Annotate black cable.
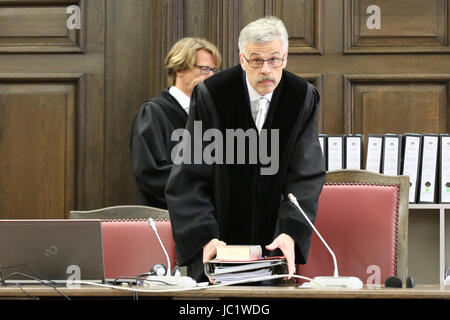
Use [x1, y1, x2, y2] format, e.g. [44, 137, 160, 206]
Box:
[0, 264, 61, 288]
[114, 275, 176, 286]
[14, 283, 38, 300]
[2, 272, 70, 300]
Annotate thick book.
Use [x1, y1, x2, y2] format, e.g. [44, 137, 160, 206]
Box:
[215, 245, 263, 261]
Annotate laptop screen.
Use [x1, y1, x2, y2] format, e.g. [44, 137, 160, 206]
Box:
[0, 219, 105, 284]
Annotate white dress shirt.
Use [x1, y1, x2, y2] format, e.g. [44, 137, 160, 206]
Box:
[246, 76, 272, 132]
[169, 86, 191, 114]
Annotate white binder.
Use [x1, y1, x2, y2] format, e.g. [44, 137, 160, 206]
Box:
[382, 135, 402, 175]
[419, 135, 439, 203]
[365, 135, 383, 173]
[402, 135, 422, 203]
[440, 135, 450, 203]
[327, 136, 343, 171]
[345, 136, 362, 169]
[318, 134, 327, 170]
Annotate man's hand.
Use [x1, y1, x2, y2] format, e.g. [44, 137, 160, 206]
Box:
[203, 238, 227, 263]
[265, 233, 295, 277]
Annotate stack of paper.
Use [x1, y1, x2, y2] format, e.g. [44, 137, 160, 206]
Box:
[204, 258, 287, 284]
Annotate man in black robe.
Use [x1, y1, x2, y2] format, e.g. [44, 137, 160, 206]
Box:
[130, 38, 221, 209]
[166, 17, 325, 282]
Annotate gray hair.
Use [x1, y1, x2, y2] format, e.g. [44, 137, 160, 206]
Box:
[238, 16, 289, 54]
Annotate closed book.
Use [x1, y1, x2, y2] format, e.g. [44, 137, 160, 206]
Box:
[215, 245, 262, 261]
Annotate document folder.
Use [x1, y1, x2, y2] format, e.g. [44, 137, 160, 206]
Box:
[204, 257, 287, 284]
[365, 135, 383, 173]
[345, 135, 363, 170]
[382, 134, 402, 176]
[402, 134, 422, 203]
[418, 135, 439, 203]
[327, 136, 344, 171]
[440, 134, 450, 203]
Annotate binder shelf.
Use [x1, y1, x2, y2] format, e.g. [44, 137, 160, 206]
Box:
[409, 204, 450, 286]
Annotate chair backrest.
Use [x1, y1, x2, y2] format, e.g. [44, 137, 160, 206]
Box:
[296, 170, 409, 285]
[100, 219, 176, 280]
[69, 205, 170, 220]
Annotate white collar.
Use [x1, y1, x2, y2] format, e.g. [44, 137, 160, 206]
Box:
[169, 86, 190, 114]
[245, 75, 273, 103]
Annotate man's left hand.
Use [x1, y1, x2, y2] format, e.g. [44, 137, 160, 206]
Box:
[265, 233, 295, 277]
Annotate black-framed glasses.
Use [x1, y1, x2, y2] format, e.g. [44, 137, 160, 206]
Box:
[242, 55, 285, 68]
[194, 64, 217, 75]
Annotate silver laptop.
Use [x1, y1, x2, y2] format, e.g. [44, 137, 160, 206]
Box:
[0, 219, 105, 284]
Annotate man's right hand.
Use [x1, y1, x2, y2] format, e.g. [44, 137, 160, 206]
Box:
[202, 238, 227, 263]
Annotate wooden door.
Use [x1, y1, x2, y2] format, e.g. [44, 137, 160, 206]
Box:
[0, 0, 105, 219]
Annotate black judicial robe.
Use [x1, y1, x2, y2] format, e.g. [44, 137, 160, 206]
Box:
[130, 89, 188, 209]
[165, 65, 326, 267]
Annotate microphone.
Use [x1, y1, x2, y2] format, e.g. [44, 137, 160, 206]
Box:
[288, 193, 363, 289]
[148, 218, 171, 276]
[144, 218, 197, 288]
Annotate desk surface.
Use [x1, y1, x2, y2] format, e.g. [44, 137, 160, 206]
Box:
[1, 284, 450, 300]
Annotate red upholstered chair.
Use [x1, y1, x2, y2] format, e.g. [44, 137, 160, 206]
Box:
[69, 205, 175, 280]
[296, 170, 409, 286]
[100, 219, 176, 280]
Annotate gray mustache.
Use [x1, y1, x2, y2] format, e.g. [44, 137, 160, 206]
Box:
[257, 76, 275, 82]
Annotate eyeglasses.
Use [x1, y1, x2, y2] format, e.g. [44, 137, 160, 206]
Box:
[242, 55, 285, 68]
[194, 64, 217, 75]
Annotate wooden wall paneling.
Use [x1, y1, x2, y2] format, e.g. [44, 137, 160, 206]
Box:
[75, 0, 105, 211]
[0, 0, 86, 53]
[344, 75, 450, 135]
[241, 0, 266, 26]
[148, 0, 184, 98]
[184, 0, 206, 37]
[0, 74, 81, 219]
[345, 0, 450, 53]
[321, 74, 344, 135]
[76, 73, 105, 211]
[0, 0, 105, 219]
[271, 0, 323, 54]
[205, 0, 241, 70]
[297, 73, 324, 132]
[103, 0, 150, 206]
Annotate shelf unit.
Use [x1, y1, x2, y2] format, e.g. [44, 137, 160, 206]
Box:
[409, 204, 450, 286]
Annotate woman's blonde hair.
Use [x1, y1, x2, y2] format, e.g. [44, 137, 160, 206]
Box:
[165, 37, 222, 87]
